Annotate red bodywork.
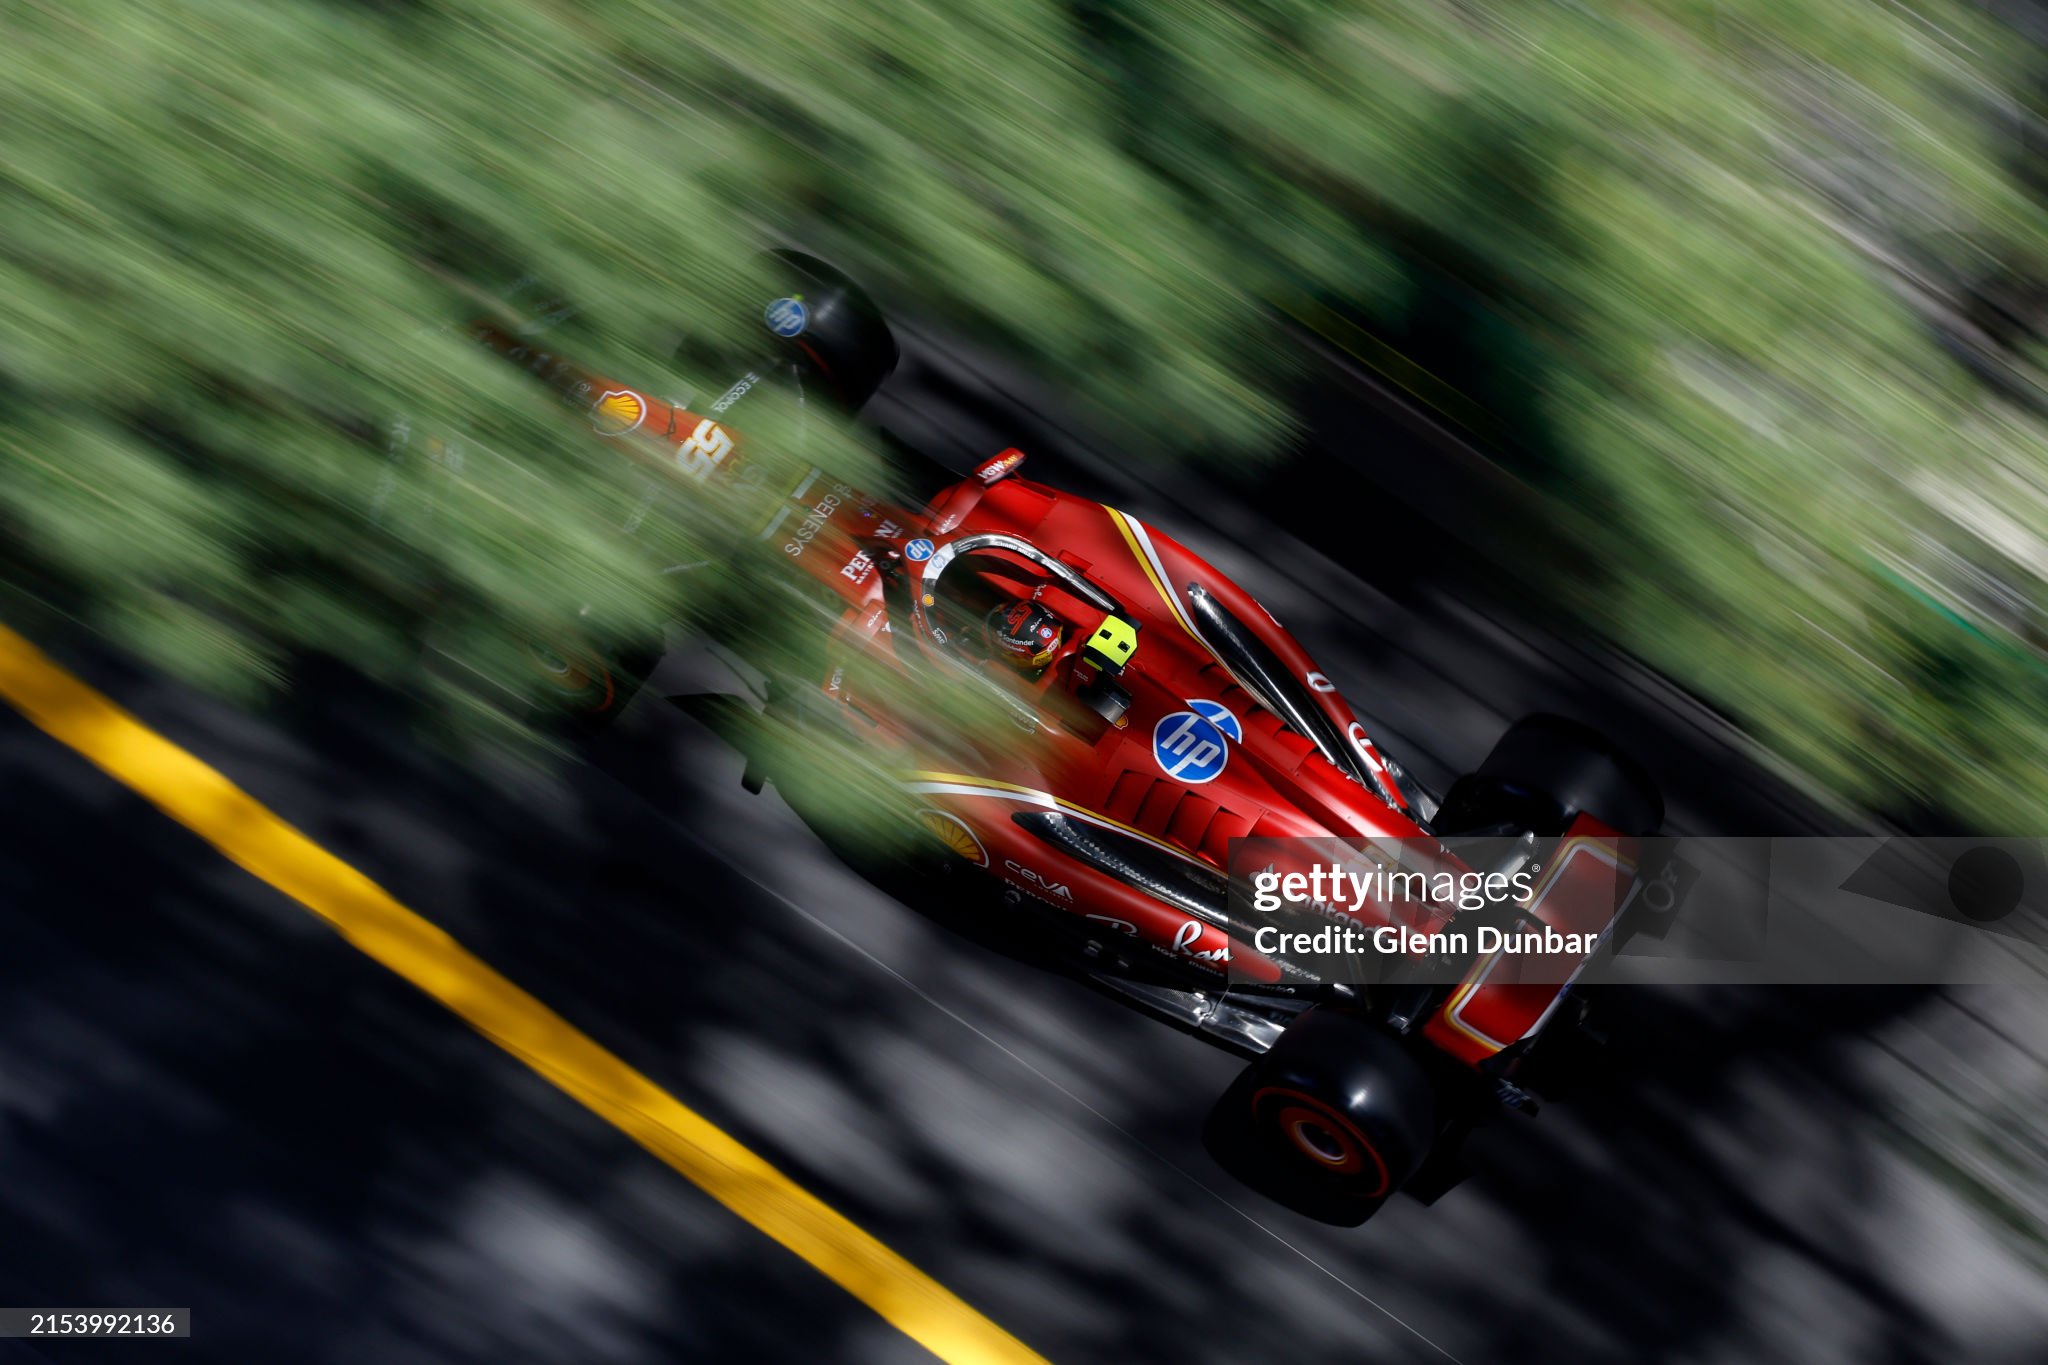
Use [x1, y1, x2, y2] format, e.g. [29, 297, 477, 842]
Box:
[476, 323, 1633, 1070]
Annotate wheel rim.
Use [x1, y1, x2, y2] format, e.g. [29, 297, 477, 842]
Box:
[1286, 1111, 1352, 1164]
[526, 640, 616, 712]
[1254, 1087, 1392, 1196]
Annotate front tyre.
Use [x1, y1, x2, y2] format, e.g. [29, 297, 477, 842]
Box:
[1434, 713, 1662, 837]
[1204, 1008, 1437, 1226]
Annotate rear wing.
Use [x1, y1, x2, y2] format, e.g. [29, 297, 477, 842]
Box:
[470, 322, 745, 487]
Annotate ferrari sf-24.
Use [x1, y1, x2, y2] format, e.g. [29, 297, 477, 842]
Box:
[444, 254, 1667, 1226]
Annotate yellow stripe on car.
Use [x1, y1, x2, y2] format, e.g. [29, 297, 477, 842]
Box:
[1105, 507, 1205, 645]
[902, 770, 1226, 877]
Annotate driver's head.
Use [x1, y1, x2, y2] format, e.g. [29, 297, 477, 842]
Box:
[986, 598, 1064, 673]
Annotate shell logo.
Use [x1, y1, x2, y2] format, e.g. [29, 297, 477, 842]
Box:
[589, 388, 647, 436]
[915, 808, 987, 866]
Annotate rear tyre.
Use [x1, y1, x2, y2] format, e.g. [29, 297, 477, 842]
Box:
[1204, 1008, 1436, 1226]
[1434, 713, 1662, 837]
[755, 250, 899, 413]
[523, 633, 663, 736]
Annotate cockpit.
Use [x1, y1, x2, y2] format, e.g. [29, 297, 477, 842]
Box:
[912, 535, 1139, 723]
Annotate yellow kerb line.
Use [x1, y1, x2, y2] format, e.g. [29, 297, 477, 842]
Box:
[0, 621, 1048, 1365]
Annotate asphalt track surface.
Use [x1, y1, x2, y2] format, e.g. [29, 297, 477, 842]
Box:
[4, 324, 2048, 1365]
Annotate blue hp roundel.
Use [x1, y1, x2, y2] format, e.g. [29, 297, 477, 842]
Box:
[1187, 698, 1241, 743]
[764, 297, 808, 338]
[904, 537, 935, 562]
[1154, 710, 1230, 783]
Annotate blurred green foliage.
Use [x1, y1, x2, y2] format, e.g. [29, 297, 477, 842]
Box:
[4, 0, 2047, 825]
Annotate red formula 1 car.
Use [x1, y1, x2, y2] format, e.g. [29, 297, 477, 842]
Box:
[462, 253, 1666, 1226]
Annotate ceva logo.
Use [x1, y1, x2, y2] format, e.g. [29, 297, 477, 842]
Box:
[1154, 709, 1230, 783]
